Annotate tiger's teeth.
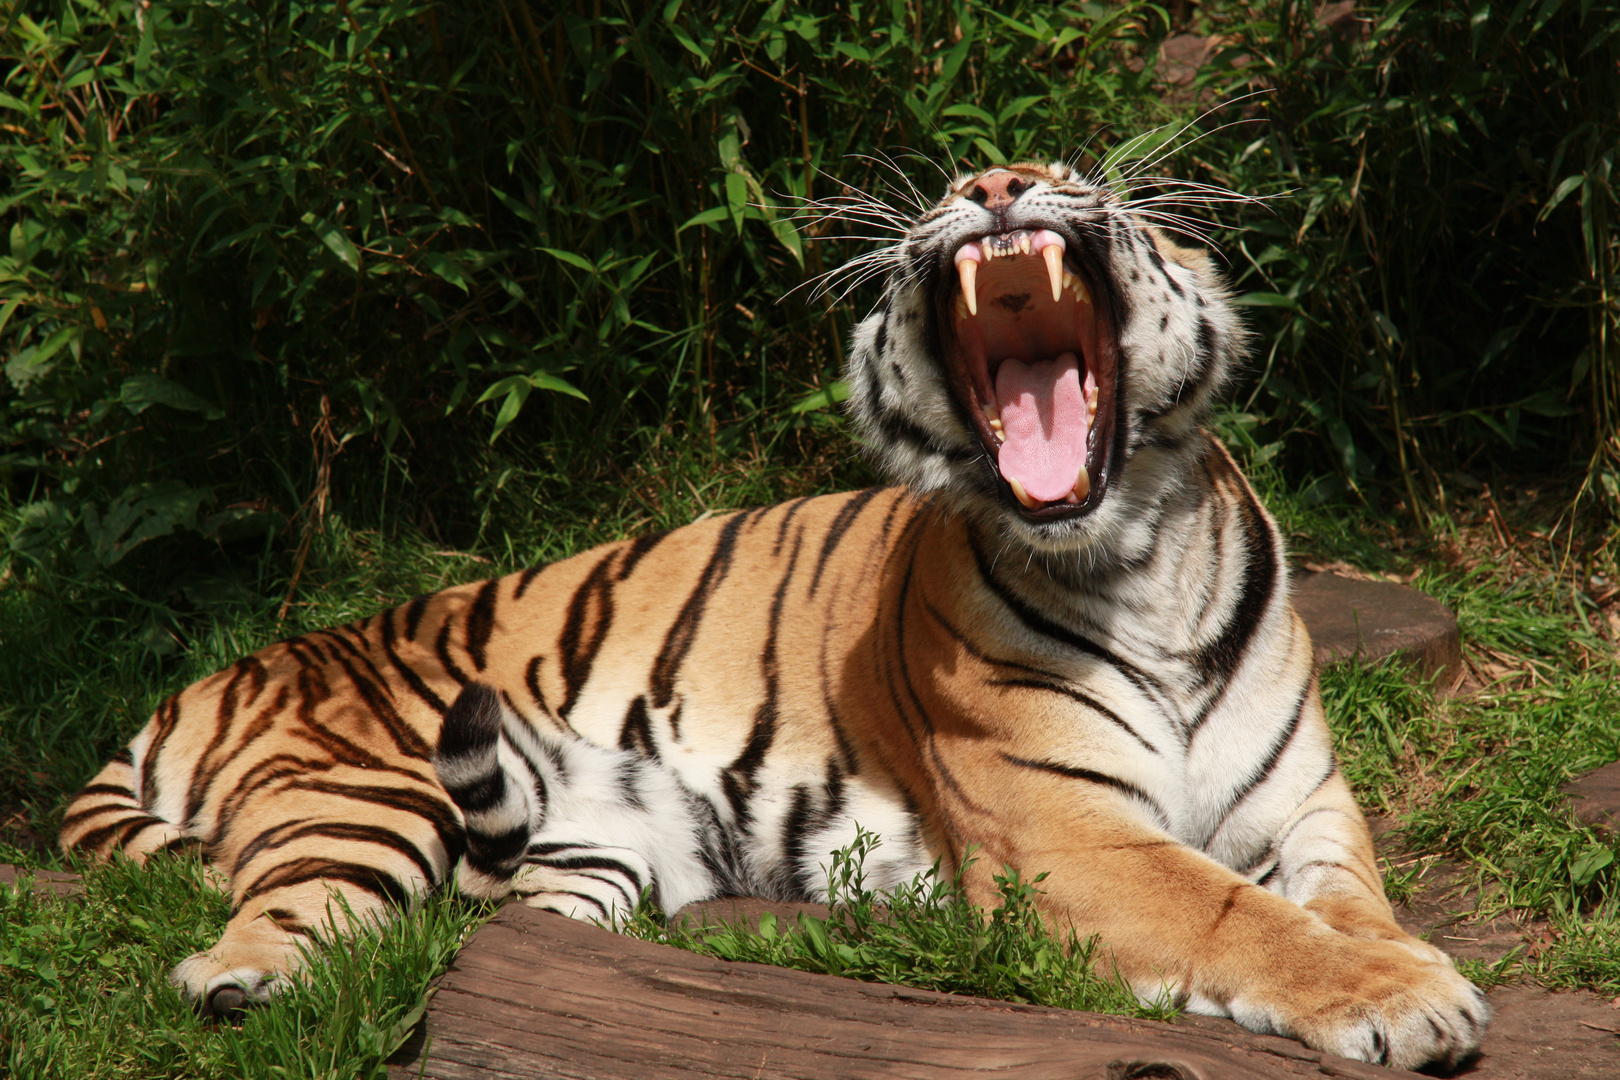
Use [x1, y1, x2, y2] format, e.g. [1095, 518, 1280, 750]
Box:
[1043, 245, 1063, 303]
[1087, 383, 1099, 417]
[957, 257, 979, 317]
[989, 416, 1005, 442]
[1007, 476, 1041, 510]
[1063, 270, 1088, 303]
[1072, 466, 1091, 502]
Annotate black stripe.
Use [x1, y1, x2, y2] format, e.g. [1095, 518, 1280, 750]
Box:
[869, 404, 975, 465]
[616, 531, 667, 581]
[140, 695, 182, 811]
[467, 823, 531, 875]
[781, 784, 816, 899]
[323, 644, 434, 760]
[649, 511, 750, 709]
[465, 579, 501, 672]
[238, 857, 413, 912]
[721, 527, 803, 824]
[529, 853, 643, 894]
[183, 659, 257, 826]
[1209, 883, 1248, 932]
[444, 769, 507, 815]
[773, 497, 812, 557]
[889, 528, 984, 814]
[404, 596, 431, 641]
[558, 552, 618, 719]
[1000, 753, 1168, 825]
[234, 819, 439, 885]
[514, 563, 549, 599]
[381, 608, 449, 714]
[116, 816, 165, 848]
[1274, 804, 1348, 853]
[69, 782, 136, 801]
[991, 677, 1160, 755]
[1190, 484, 1279, 715]
[523, 654, 550, 718]
[526, 840, 593, 857]
[59, 800, 136, 832]
[261, 908, 314, 937]
[69, 814, 162, 854]
[809, 488, 882, 598]
[534, 889, 608, 919]
[276, 778, 464, 870]
[618, 695, 657, 759]
[435, 620, 471, 687]
[1200, 681, 1312, 847]
[968, 533, 1165, 701]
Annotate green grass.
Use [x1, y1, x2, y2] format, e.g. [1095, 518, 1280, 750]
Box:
[1, 852, 483, 1079]
[5, 450, 1620, 1071]
[623, 830, 1167, 1020]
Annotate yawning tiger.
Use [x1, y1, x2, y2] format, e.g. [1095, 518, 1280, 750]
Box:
[60, 161, 1485, 1070]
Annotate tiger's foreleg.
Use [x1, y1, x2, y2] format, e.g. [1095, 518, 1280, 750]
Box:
[959, 768, 1486, 1071]
[1265, 770, 1450, 958]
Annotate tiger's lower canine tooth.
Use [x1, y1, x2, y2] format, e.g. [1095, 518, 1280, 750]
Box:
[1007, 476, 1041, 510]
[958, 258, 979, 317]
[1073, 466, 1091, 502]
[1043, 245, 1063, 303]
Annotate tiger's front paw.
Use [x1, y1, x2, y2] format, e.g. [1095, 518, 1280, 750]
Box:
[170, 950, 290, 1019]
[1236, 938, 1487, 1071]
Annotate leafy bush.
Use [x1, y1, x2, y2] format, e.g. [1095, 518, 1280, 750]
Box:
[1206, 0, 1620, 515]
[5, 0, 1620, 597]
[0, 0, 1177, 593]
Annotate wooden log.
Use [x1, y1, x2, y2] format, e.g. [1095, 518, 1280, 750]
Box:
[388, 902, 1412, 1080]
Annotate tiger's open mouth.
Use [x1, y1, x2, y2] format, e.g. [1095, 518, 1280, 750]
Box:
[939, 228, 1116, 521]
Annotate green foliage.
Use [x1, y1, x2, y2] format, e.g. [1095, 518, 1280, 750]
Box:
[1207, 0, 1620, 514]
[1, 0, 1178, 593]
[626, 829, 1162, 1018]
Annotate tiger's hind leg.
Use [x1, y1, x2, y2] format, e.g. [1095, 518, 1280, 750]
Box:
[169, 769, 462, 1017]
[434, 683, 727, 924]
[59, 737, 198, 863]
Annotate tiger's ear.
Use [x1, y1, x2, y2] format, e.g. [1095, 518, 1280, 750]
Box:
[1148, 227, 1214, 278]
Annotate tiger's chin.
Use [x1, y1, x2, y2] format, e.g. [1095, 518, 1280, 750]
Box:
[940, 225, 1120, 530]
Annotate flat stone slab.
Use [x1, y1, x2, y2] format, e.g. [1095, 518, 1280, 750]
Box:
[1293, 569, 1461, 683]
[1563, 761, 1620, 837]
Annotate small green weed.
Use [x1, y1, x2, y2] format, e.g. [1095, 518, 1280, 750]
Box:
[624, 830, 1165, 1019]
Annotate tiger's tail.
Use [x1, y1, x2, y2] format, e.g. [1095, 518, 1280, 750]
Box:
[432, 683, 536, 898]
[58, 714, 196, 862]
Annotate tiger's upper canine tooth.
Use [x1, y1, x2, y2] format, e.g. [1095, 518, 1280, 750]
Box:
[957, 257, 978, 317]
[1042, 245, 1063, 304]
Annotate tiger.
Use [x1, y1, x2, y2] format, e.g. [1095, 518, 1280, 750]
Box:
[59, 160, 1486, 1070]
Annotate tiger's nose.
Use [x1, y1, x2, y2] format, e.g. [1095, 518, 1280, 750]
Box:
[967, 169, 1030, 210]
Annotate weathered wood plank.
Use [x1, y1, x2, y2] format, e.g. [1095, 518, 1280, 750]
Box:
[388, 903, 1411, 1080]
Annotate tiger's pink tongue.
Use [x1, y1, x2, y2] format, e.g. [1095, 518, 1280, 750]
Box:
[995, 353, 1088, 503]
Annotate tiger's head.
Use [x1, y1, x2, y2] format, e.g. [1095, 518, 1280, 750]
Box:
[840, 161, 1247, 562]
